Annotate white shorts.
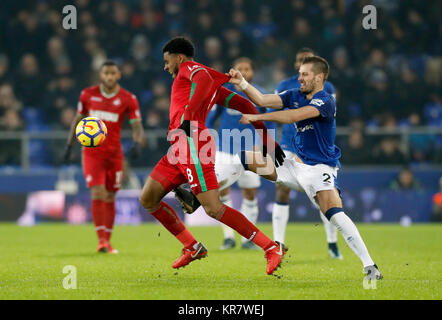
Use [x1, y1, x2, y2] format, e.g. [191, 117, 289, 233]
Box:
[214, 151, 260, 191]
[276, 158, 339, 209]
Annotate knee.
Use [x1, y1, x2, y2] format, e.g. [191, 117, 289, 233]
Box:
[91, 187, 107, 200]
[202, 202, 224, 220]
[275, 185, 290, 203]
[139, 192, 160, 212]
[242, 188, 257, 201]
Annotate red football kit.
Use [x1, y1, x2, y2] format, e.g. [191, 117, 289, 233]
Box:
[151, 61, 232, 194]
[151, 61, 274, 195]
[148, 60, 281, 270]
[77, 85, 141, 191]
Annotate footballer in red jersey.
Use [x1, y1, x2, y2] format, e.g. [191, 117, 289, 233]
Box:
[64, 60, 145, 254]
[138, 37, 286, 275]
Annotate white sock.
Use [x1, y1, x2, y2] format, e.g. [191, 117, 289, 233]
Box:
[240, 198, 259, 243]
[319, 210, 338, 243]
[329, 211, 374, 267]
[220, 195, 235, 240]
[272, 203, 289, 244]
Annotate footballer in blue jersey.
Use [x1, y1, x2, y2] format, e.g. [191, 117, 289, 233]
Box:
[226, 56, 382, 281]
[206, 57, 276, 250]
[273, 47, 341, 260]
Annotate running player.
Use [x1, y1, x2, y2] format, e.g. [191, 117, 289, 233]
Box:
[225, 56, 382, 280]
[274, 48, 342, 259]
[206, 57, 277, 250]
[64, 60, 145, 254]
[138, 37, 286, 275]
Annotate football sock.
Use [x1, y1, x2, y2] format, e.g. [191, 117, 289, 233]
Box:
[219, 194, 235, 240]
[327, 209, 374, 267]
[319, 210, 338, 243]
[91, 199, 106, 243]
[104, 201, 116, 242]
[150, 201, 197, 249]
[272, 202, 289, 244]
[240, 198, 259, 243]
[217, 205, 275, 251]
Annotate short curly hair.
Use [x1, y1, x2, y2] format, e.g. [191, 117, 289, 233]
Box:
[162, 37, 195, 57]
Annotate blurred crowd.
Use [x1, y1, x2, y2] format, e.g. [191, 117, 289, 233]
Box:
[0, 0, 441, 167]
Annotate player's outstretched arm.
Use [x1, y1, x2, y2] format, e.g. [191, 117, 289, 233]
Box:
[240, 106, 320, 125]
[228, 69, 283, 109]
[63, 113, 86, 163]
[215, 87, 286, 167]
[127, 119, 145, 160]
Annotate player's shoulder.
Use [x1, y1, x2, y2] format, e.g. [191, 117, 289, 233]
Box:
[81, 85, 99, 96]
[310, 90, 334, 107]
[180, 61, 207, 73]
[118, 87, 138, 100]
[279, 87, 301, 97]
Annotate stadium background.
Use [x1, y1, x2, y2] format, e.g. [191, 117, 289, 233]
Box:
[0, 0, 441, 225]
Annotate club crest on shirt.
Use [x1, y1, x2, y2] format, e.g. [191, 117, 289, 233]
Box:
[113, 98, 121, 106]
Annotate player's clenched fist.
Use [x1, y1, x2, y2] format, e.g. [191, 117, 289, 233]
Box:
[239, 114, 259, 124]
[228, 68, 244, 85]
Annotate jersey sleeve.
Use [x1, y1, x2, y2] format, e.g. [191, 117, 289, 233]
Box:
[309, 95, 335, 119]
[179, 61, 209, 81]
[127, 93, 142, 122]
[77, 90, 89, 115]
[277, 89, 296, 108]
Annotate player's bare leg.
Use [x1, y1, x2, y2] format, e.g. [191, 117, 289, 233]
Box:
[219, 187, 236, 250]
[90, 185, 110, 253]
[139, 176, 207, 269]
[315, 189, 382, 280]
[240, 187, 259, 249]
[196, 188, 284, 275]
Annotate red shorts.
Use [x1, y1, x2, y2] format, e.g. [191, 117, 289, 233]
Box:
[82, 152, 123, 192]
[150, 134, 218, 195]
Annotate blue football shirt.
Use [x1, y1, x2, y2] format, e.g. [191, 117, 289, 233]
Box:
[278, 88, 341, 168]
[276, 75, 335, 153]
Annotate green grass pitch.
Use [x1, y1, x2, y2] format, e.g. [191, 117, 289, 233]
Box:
[0, 223, 440, 300]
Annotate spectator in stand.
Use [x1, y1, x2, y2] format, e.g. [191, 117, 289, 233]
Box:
[372, 137, 407, 165]
[389, 167, 422, 191]
[13, 53, 46, 107]
[0, 109, 24, 165]
[0, 83, 23, 116]
[341, 130, 372, 165]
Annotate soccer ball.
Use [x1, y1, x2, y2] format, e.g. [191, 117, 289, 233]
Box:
[75, 117, 107, 147]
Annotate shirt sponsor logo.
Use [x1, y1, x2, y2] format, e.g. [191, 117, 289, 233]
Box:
[297, 124, 314, 132]
[89, 110, 119, 122]
[90, 96, 103, 102]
